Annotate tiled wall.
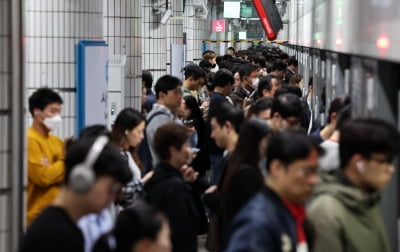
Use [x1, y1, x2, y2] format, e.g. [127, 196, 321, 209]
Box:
[166, 0, 184, 76]
[25, 0, 103, 139]
[141, 0, 208, 84]
[103, 0, 142, 110]
[183, 1, 208, 64]
[141, 1, 169, 84]
[0, 0, 11, 250]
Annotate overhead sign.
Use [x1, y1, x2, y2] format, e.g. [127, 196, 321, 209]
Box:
[213, 20, 225, 32]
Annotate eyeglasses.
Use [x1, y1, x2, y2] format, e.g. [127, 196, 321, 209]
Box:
[368, 157, 394, 169]
[295, 167, 318, 178]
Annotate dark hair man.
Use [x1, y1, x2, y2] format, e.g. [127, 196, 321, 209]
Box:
[146, 75, 183, 168]
[20, 136, 133, 252]
[208, 69, 234, 116]
[182, 63, 206, 99]
[286, 56, 298, 83]
[226, 47, 235, 57]
[27, 87, 64, 226]
[224, 131, 320, 251]
[307, 119, 400, 252]
[145, 123, 198, 252]
[228, 63, 259, 108]
[247, 97, 274, 120]
[142, 70, 156, 112]
[271, 60, 287, 80]
[268, 93, 304, 132]
[257, 75, 282, 98]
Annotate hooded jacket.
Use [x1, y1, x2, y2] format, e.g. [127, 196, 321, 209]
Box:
[307, 170, 391, 252]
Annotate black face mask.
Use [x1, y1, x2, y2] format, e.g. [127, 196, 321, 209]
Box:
[211, 64, 217, 68]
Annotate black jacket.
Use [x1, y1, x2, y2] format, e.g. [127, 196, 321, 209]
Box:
[145, 163, 199, 252]
[228, 85, 250, 108]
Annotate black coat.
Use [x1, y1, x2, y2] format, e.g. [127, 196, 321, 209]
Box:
[145, 163, 200, 252]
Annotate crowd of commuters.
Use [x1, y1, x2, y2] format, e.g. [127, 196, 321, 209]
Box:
[21, 45, 400, 252]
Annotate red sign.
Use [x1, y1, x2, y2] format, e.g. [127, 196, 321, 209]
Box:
[213, 20, 225, 33]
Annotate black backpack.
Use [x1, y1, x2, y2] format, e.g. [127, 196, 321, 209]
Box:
[138, 111, 167, 174]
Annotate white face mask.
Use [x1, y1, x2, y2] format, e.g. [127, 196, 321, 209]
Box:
[43, 114, 62, 131]
[251, 78, 260, 89]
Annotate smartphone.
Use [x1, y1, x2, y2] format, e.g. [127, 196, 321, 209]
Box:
[183, 119, 195, 127]
[248, 90, 257, 99]
[191, 147, 200, 153]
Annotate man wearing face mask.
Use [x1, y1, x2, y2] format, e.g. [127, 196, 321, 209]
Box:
[228, 63, 259, 109]
[27, 88, 65, 226]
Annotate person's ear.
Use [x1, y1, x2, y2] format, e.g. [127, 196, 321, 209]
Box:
[350, 154, 365, 173]
[269, 159, 284, 177]
[159, 91, 166, 99]
[262, 89, 271, 97]
[33, 109, 41, 117]
[224, 121, 234, 132]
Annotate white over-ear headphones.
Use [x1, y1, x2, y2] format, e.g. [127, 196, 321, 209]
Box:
[69, 135, 109, 194]
[356, 161, 365, 173]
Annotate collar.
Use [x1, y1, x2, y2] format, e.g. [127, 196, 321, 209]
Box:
[151, 103, 174, 118]
[283, 201, 306, 222]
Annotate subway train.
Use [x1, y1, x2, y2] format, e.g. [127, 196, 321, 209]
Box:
[283, 1, 400, 251]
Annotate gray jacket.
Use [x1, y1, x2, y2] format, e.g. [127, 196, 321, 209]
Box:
[146, 103, 175, 167]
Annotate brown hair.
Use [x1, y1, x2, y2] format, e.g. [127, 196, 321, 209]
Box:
[153, 123, 191, 161]
[289, 74, 303, 86]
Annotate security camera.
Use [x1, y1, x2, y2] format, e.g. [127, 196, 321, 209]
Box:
[161, 9, 172, 24]
[193, 2, 208, 19]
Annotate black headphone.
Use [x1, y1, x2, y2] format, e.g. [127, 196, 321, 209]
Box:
[69, 135, 109, 194]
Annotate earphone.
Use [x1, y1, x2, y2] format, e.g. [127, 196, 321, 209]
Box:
[69, 135, 109, 194]
[356, 161, 365, 173]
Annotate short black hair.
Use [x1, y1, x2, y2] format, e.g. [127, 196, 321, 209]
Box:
[238, 63, 259, 81]
[253, 56, 267, 68]
[142, 71, 153, 89]
[216, 55, 224, 65]
[271, 61, 287, 72]
[271, 93, 303, 119]
[266, 130, 319, 171]
[154, 75, 182, 100]
[274, 85, 302, 98]
[336, 104, 351, 130]
[340, 118, 400, 169]
[153, 123, 191, 161]
[183, 63, 206, 80]
[287, 57, 298, 67]
[65, 137, 132, 185]
[279, 53, 289, 61]
[94, 202, 166, 252]
[327, 96, 351, 124]
[199, 60, 212, 73]
[209, 102, 244, 134]
[218, 60, 232, 70]
[223, 54, 233, 62]
[257, 75, 273, 97]
[79, 124, 110, 139]
[251, 98, 274, 117]
[214, 69, 234, 88]
[114, 202, 165, 251]
[28, 87, 63, 116]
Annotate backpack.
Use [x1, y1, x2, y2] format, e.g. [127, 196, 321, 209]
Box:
[138, 111, 167, 174]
